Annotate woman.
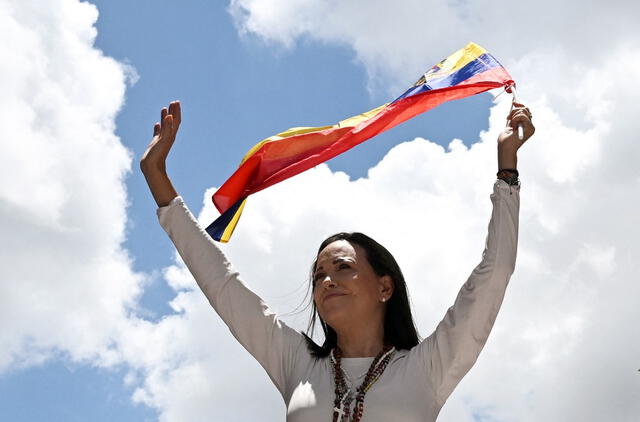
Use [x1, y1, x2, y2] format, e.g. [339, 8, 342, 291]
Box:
[140, 100, 534, 421]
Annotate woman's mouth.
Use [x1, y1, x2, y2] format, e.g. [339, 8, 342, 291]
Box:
[324, 293, 346, 302]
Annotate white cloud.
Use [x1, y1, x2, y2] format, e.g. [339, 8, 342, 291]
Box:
[0, 0, 142, 371]
[229, 0, 640, 94]
[117, 1, 640, 421]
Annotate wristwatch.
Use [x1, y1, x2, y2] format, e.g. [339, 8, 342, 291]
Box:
[497, 168, 520, 186]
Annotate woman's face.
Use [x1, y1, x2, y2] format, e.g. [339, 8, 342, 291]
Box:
[312, 240, 392, 329]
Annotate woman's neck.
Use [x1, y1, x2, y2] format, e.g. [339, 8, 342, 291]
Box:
[335, 322, 385, 358]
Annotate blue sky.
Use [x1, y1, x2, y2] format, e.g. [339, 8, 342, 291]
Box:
[2, 1, 639, 421]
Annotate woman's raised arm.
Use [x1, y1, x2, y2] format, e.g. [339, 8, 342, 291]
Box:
[415, 102, 534, 406]
[139, 102, 308, 401]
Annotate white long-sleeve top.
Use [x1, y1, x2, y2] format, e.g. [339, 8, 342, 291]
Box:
[157, 179, 520, 421]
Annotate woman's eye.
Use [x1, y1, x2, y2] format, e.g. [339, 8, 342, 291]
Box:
[338, 263, 350, 270]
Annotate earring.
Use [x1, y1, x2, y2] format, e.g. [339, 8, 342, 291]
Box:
[381, 297, 387, 302]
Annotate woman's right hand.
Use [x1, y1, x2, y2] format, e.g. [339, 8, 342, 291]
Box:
[140, 101, 181, 207]
[140, 101, 182, 174]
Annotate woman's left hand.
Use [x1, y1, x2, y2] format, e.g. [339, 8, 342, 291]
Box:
[498, 102, 535, 152]
[496, 102, 534, 170]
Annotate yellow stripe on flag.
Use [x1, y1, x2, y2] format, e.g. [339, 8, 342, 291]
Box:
[424, 42, 487, 82]
[220, 198, 248, 243]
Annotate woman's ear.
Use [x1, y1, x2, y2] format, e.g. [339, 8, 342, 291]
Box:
[379, 275, 394, 298]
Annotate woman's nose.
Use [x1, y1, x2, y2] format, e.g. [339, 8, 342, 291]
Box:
[321, 275, 337, 288]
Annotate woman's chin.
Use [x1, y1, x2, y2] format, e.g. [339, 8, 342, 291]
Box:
[319, 305, 350, 328]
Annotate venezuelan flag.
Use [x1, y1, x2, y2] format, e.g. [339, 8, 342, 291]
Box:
[206, 42, 514, 242]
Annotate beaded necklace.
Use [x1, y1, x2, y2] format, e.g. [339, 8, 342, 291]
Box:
[330, 345, 396, 422]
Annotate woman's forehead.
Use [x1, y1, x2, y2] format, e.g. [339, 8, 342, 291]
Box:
[317, 240, 362, 265]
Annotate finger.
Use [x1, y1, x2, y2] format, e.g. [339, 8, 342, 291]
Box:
[153, 122, 160, 136]
[517, 106, 532, 118]
[512, 101, 531, 113]
[160, 107, 168, 130]
[513, 109, 530, 120]
[160, 114, 174, 139]
[173, 101, 181, 126]
[507, 109, 530, 123]
[509, 113, 530, 127]
[510, 104, 529, 114]
[168, 101, 181, 128]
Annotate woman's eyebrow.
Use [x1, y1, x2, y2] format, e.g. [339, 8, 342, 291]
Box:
[315, 257, 352, 272]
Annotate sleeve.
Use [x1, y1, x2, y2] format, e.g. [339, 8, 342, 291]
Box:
[157, 196, 307, 399]
[417, 179, 520, 406]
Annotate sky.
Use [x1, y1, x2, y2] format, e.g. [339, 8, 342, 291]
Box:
[1, 0, 639, 421]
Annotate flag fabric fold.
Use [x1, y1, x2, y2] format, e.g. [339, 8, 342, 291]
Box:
[206, 42, 514, 242]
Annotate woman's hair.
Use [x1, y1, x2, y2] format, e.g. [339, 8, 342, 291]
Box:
[302, 232, 421, 358]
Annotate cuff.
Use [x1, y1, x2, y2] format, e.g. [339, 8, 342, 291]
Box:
[494, 178, 521, 195]
[156, 195, 183, 225]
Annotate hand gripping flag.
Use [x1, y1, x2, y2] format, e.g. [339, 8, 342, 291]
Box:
[206, 42, 514, 242]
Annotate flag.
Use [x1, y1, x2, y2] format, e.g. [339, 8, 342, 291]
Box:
[206, 42, 514, 242]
